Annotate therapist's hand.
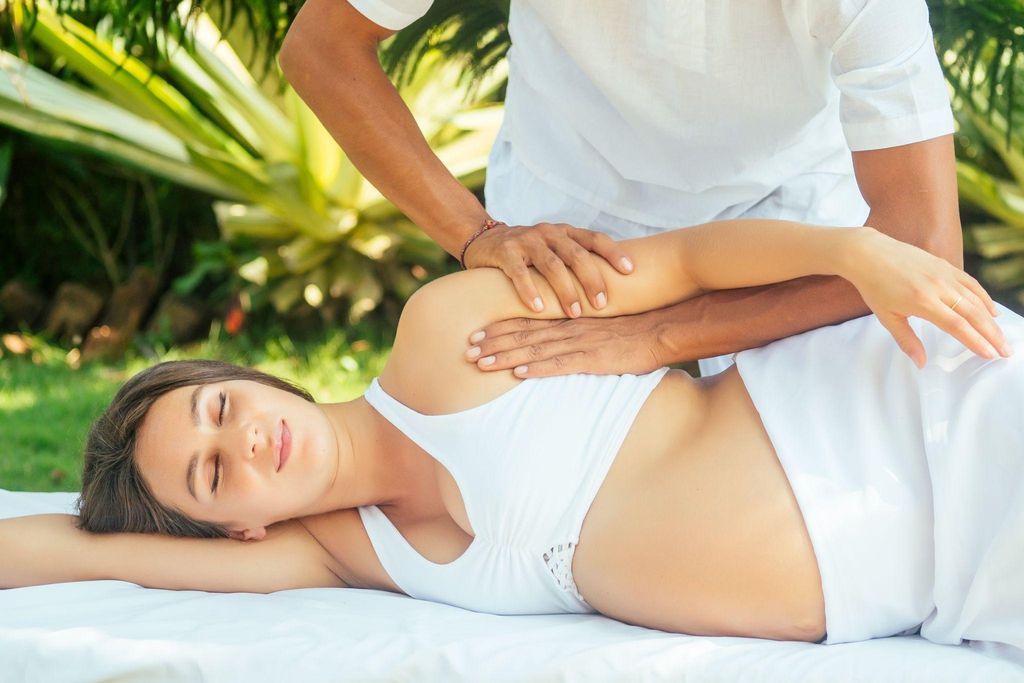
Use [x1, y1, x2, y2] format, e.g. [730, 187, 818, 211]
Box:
[462, 222, 635, 318]
[464, 310, 667, 378]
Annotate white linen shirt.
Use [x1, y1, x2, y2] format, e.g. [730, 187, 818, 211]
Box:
[349, 0, 955, 374]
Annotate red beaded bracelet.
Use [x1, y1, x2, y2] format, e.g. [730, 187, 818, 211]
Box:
[459, 218, 506, 269]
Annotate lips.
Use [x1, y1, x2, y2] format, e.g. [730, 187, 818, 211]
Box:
[275, 419, 292, 472]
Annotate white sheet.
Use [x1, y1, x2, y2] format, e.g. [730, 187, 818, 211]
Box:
[2, 491, 1021, 682]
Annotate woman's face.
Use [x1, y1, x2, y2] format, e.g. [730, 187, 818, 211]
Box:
[135, 379, 340, 536]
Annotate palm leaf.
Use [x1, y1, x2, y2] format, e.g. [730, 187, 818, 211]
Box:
[0, 49, 240, 195]
[930, 0, 1024, 138]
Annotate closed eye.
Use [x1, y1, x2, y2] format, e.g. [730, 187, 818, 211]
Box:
[211, 391, 226, 494]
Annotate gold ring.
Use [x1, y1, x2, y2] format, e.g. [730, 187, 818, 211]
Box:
[950, 294, 965, 313]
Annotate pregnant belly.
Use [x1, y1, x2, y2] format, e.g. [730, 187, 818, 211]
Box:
[572, 367, 826, 642]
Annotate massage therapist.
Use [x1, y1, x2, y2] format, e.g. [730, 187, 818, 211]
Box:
[280, 0, 960, 377]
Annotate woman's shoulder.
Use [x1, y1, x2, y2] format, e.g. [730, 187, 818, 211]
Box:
[379, 272, 525, 415]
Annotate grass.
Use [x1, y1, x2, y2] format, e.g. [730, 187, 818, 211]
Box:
[0, 325, 392, 493]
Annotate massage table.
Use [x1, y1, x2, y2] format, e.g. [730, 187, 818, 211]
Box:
[2, 491, 1021, 682]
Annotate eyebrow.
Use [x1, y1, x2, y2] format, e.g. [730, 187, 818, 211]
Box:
[186, 386, 203, 501]
[190, 385, 202, 427]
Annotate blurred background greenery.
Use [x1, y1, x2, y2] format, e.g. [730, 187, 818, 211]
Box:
[0, 0, 1023, 491]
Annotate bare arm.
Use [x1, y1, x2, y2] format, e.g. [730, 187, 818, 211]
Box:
[464, 136, 1000, 376]
[278, 1, 633, 315]
[653, 134, 966, 361]
[0, 514, 344, 593]
[384, 205, 1001, 413]
[279, 0, 487, 254]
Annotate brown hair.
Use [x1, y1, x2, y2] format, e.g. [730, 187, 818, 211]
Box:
[77, 359, 313, 538]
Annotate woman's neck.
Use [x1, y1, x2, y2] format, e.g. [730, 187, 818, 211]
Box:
[307, 397, 427, 515]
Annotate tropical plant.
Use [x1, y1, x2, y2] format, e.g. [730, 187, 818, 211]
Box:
[2, 0, 511, 91]
[0, 128, 214, 296]
[931, 1, 1024, 300]
[7, 0, 1024, 303]
[0, 0, 504, 321]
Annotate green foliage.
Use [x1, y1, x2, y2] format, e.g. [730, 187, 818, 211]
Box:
[380, 0, 509, 99]
[933, 1, 1024, 300]
[3, 0, 298, 77]
[0, 129, 217, 293]
[0, 136, 12, 211]
[930, 0, 1024, 136]
[8, 0, 1024, 306]
[1, 0, 502, 323]
[3, 0, 511, 93]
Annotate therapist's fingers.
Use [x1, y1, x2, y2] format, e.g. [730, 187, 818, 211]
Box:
[527, 243, 583, 317]
[463, 222, 629, 316]
[498, 257, 546, 313]
[550, 239, 608, 310]
[569, 227, 635, 275]
[462, 224, 545, 312]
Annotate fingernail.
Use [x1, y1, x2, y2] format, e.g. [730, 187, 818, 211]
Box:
[479, 356, 495, 366]
[985, 344, 998, 359]
[620, 257, 634, 273]
[470, 330, 485, 343]
[533, 297, 544, 312]
[596, 292, 607, 308]
[514, 365, 528, 376]
[570, 302, 582, 317]
[1002, 342, 1014, 357]
[466, 346, 481, 360]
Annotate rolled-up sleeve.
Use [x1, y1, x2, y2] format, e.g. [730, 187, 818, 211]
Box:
[346, 0, 433, 31]
[812, 0, 954, 152]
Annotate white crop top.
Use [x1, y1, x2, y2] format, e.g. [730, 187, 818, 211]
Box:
[358, 367, 670, 615]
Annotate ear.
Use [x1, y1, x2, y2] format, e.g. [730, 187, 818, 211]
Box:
[228, 526, 267, 542]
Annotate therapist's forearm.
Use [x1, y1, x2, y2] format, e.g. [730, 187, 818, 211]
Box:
[652, 135, 964, 363]
[649, 275, 864, 363]
[279, 0, 488, 255]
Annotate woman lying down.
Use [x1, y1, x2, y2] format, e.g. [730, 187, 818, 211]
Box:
[3, 219, 1022, 657]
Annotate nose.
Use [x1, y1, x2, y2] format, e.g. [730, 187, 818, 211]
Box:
[245, 422, 261, 461]
[220, 422, 262, 465]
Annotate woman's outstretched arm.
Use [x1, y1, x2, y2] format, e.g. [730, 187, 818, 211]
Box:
[0, 514, 345, 592]
[421, 221, 1002, 360]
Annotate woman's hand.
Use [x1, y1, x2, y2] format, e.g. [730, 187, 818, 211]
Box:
[462, 222, 635, 318]
[841, 227, 1011, 368]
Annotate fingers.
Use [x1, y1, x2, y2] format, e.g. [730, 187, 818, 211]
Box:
[530, 246, 582, 317]
[465, 324, 574, 371]
[958, 271, 998, 317]
[950, 286, 1007, 356]
[927, 297, 1002, 361]
[551, 239, 608, 309]
[486, 224, 628, 316]
[943, 287, 1010, 357]
[469, 316, 556, 343]
[526, 223, 613, 316]
[499, 254, 545, 313]
[508, 351, 591, 378]
[879, 314, 927, 368]
[570, 227, 635, 274]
